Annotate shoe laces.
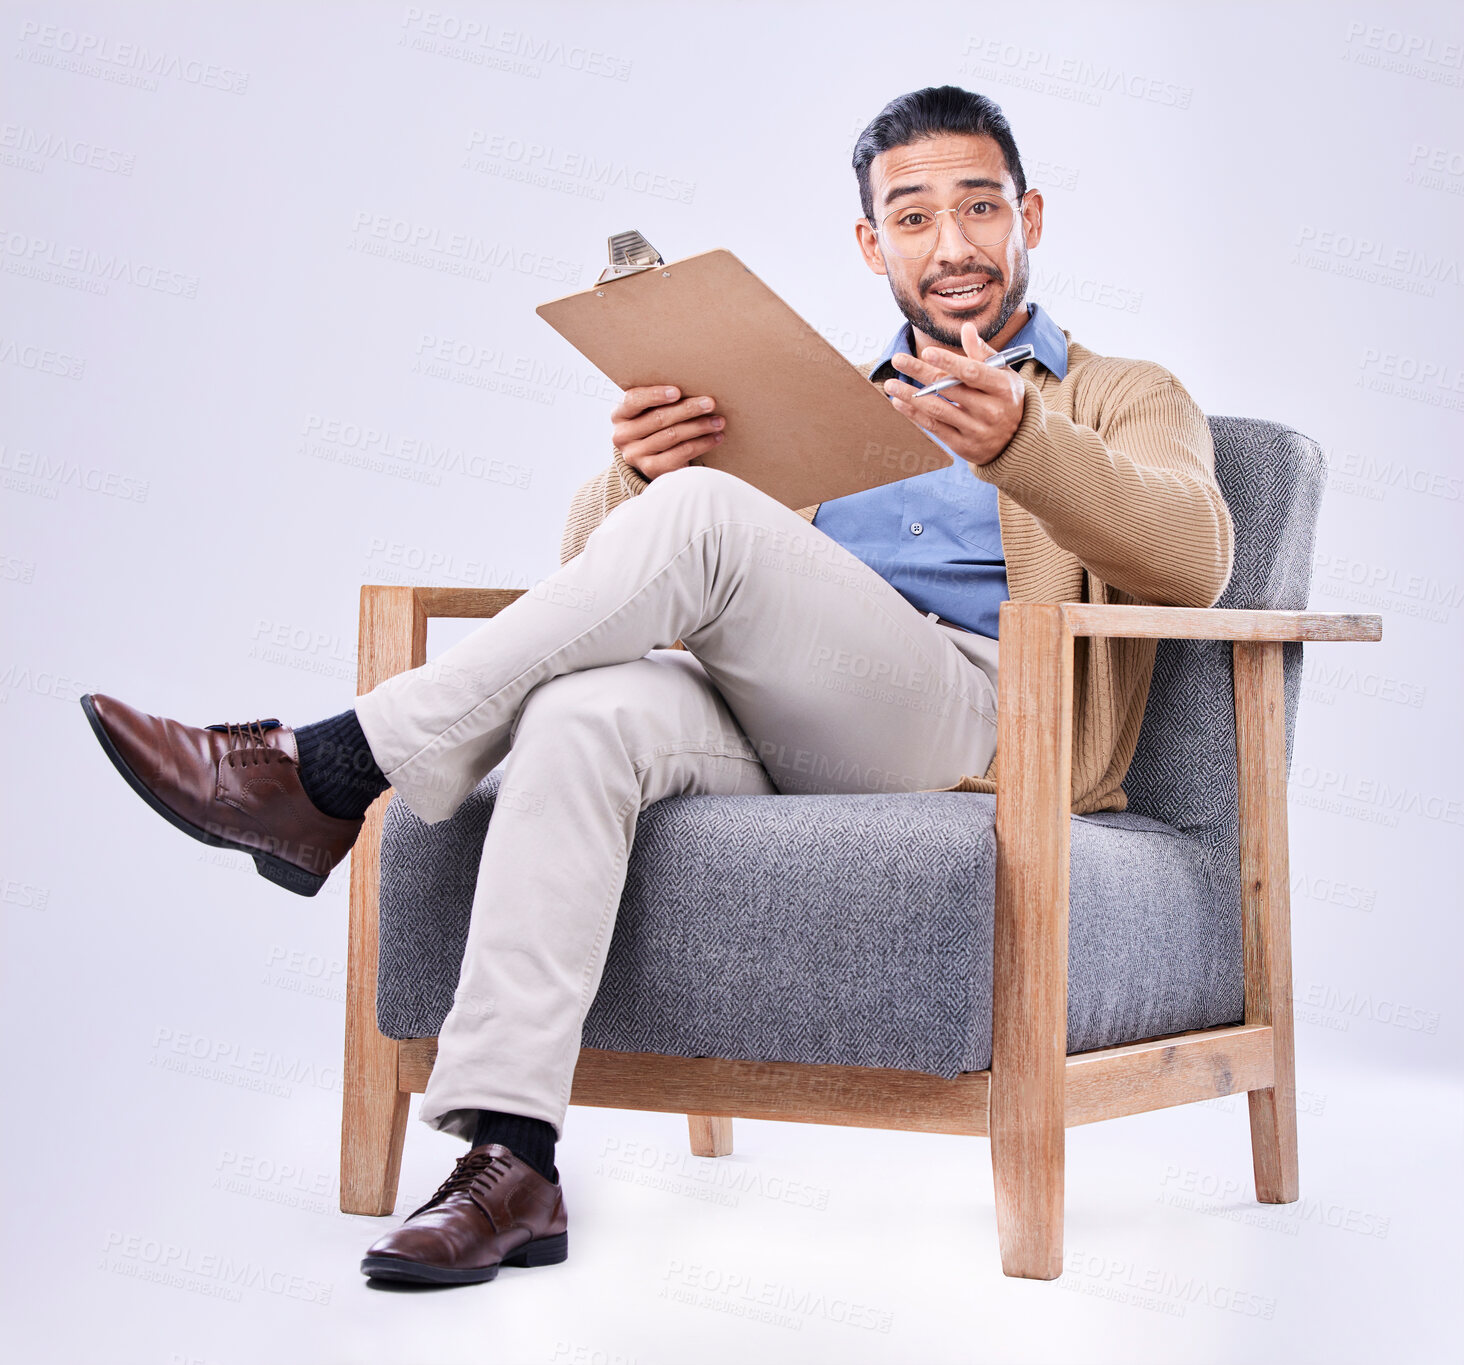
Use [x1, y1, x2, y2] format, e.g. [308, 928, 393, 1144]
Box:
[410, 1148, 508, 1219]
[209, 719, 282, 767]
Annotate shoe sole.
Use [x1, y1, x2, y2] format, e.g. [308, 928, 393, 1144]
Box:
[360, 1230, 569, 1284]
[80, 693, 328, 898]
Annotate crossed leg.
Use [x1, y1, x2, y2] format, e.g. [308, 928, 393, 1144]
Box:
[416, 650, 779, 1142]
[353, 464, 1002, 1138]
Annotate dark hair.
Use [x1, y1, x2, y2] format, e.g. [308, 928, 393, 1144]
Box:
[852, 85, 1027, 224]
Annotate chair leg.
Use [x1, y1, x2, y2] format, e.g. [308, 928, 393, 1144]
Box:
[990, 602, 1071, 1280]
[1248, 1084, 1299, 1204]
[341, 1032, 410, 1216]
[991, 1105, 1065, 1279]
[1234, 641, 1300, 1205]
[688, 1115, 733, 1157]
[1244, 885, 1300, 1202]
[1248, 985, 1299, 1204]
[342, 589, 428, 1217]
[341, 785, 411, 1216]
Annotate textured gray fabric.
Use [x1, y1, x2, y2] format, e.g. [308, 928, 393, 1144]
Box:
[377, 416, 1325, 1075]
[379, 778, 1236, 1075]
[1124, 416, 1325, 860]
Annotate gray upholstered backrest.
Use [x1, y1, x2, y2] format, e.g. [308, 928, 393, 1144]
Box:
[1121, 417, 1326, 870]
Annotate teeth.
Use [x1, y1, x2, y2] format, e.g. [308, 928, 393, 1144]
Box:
[937, 282, 985, 297]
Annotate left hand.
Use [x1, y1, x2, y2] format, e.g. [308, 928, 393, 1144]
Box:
[883, 320, 1026, 468]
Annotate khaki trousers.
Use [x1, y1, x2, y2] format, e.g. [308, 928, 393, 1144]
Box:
[354, 465, 1002, 1141]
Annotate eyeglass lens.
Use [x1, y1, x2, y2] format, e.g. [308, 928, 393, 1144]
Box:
[879, 194, 1018, 258]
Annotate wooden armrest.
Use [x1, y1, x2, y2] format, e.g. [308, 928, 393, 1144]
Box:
[1054, 603, 1381, 642]
[412, 586, 527, 619]
[356, 586, 528, 696]
[355, 585, 702, 682]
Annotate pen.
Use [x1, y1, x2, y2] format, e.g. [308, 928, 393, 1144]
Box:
[908, 343, 1036, 397]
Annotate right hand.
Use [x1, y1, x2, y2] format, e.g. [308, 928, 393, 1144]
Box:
[611, 386, 725, 480]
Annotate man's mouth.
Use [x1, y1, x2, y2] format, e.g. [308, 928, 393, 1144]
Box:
[930, 277, 995, 306]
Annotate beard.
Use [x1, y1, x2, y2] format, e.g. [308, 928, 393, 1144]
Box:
[891, 246, 1031, 350]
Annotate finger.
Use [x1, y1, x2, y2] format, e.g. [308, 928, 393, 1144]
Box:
[619, 396, 718, 444]
[904, 375, 1016, 429]
[884, 350, 955, 389]
[891, 397, 966, 448]
[610, 385, 682, 421]
[882, 376, 985, 434]
[959, 320, 996, 362]
[623, 414, 725, 460]
[917, 345, 1014, 394]
[634, 433, 724, 479]
[884, 383, 971, 444]
[625, 410, 724, 454]
[885, 349, 1011, 405]
[921, 349, 1025, 408]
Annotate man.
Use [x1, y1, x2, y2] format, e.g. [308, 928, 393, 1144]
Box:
[81, 85, 1233, 1288]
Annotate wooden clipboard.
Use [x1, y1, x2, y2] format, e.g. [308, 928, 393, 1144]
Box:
[535, 248, 951, 510]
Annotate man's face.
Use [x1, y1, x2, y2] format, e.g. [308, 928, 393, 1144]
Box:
[855, 133, 1044, 352]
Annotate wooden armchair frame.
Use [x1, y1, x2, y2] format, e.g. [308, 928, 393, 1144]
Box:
[340, 585, 1381, 1279]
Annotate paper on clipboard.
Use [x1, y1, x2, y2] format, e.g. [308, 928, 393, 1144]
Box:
[534, 247, 952, 511]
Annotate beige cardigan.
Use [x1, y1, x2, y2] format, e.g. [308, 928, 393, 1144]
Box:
[558, 328, 1234, 813]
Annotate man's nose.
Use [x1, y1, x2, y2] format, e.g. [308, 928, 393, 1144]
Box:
[930, 211, 986, 268]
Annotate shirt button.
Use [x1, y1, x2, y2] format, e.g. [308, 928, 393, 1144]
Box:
[910, 522, 923, 535]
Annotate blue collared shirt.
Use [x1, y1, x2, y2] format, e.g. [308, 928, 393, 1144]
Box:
[811, 301, 1069, 638]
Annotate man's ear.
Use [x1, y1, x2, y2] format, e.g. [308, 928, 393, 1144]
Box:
[1018, 189, 1045, 251]
[855, 217, 887, 277]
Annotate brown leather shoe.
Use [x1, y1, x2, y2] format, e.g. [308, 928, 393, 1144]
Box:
[360, 1143, 569, 1285]
[80, 693, 364, 897]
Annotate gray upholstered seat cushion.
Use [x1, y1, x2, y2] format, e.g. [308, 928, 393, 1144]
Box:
[375, 415, 1325, 1076]
[378, 777, 1242, 1076]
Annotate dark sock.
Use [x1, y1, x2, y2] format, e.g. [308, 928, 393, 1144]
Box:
[293, 709, 389, 821]
[471, 1109, 558, 1184]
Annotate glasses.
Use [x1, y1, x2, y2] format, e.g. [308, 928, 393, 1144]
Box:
[876, 191, 1027, 259]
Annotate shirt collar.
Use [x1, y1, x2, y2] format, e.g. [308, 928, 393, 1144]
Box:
[867, 300, 1069, 385]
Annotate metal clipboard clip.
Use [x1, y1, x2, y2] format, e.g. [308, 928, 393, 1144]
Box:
[595, 229, 665, 284]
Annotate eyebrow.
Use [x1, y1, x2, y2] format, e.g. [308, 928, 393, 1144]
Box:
[882, 175, 1007, 209]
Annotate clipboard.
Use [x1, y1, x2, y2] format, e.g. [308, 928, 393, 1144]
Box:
[534, 246, 952, 510]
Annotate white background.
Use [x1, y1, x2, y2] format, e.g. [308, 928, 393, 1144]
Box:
[2, 2, 1459, 1361]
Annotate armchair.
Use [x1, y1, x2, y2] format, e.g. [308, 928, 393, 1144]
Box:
[339, 417, 1380, 1279]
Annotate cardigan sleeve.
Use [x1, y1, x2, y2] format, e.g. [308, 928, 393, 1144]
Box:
[975, 364, 1235, 607]
[558, 446, 653, 566]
